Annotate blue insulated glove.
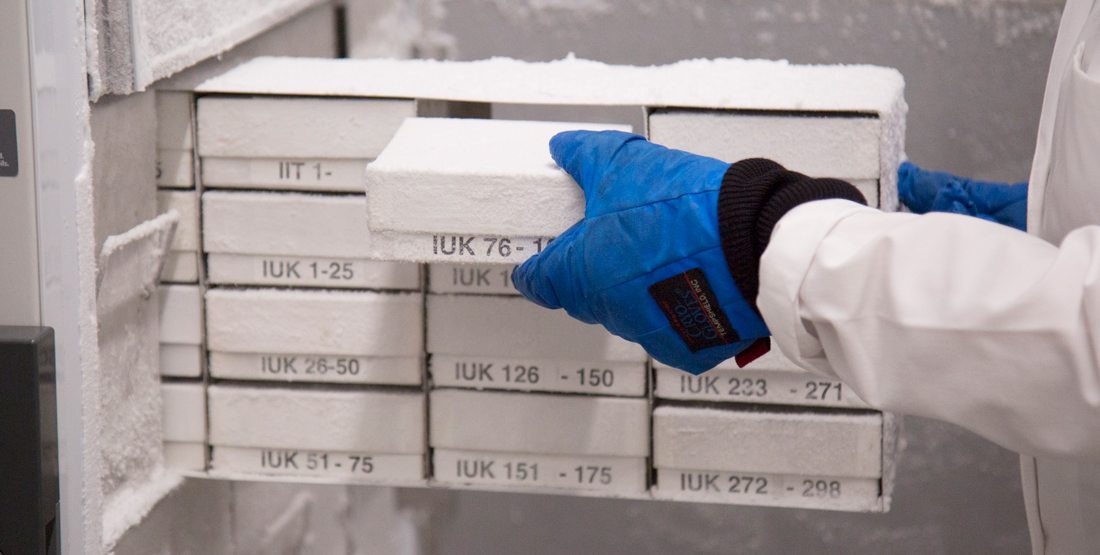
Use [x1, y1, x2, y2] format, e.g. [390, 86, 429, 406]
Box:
[898, 161, 1028, 231]
[511, 130, 866, 374]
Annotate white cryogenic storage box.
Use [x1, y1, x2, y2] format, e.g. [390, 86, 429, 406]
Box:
[197, 96, 415, 192]
[158, 284, 203, 378]
[201, 190, 420, 290]
[364, 118, 631, 263]
[427, 294, 647, 396]
[157, 190, 200, 283]
[156, 91, 195, 189]
[205, 288, 423, 385]
[161, 381, 206, 471]
[208, 385, 426, 484]
[653, 352, 868, 409]
[647, 110, 885, 207]
[652, 405, 896, 511]
[430, 389, 650, 494]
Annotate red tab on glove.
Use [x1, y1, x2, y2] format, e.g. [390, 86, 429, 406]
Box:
[734, 337, 771, 368]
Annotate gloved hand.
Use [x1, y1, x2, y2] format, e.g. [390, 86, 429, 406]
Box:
[511, 130, 864, 374]
[898, 161, 1028, 231]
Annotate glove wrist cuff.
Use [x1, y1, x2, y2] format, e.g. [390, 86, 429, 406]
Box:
[717, 158, 867, 310]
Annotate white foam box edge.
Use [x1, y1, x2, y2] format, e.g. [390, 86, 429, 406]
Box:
[206, 253, 420, 290]
[159, 284, 202, 344]
[209, 351, 422, 386]
[427, 294, 646, 362]
[205, 288, 423, 357]
[431, 355, 645, 397]
[160, 251, 199, 283]
[366, 118, 631, 237]
[160, 343, 202, 378]
[156, 91, 193, 151]
[429, 263, 519, 295]
[208, 384, 426, 453]
[162, 381, 205, 443]
[654, 366, 868, 408]
[654, 345, 804, 372]
[364, 196, 888, 267]
[157, 189, 199, 251]
[429, 389, 649, 457]
[366, 230, 553, 264]
[647, 112, 880, 181]
[881, 411, 900, 511]
[197, 96, 416, 159]
[202, 190, 372, 259]
[157, 149, 194, 188]
[878, 95, 908, 212]
[652, 468, 883, 512]
[202, 157, 369, 192]
[210, 446, 424, 484]
[164, 442, 206, 471]
[433, 449, 647, 495]
[652, 405, 883, 478]
[195, 58, 904, 117]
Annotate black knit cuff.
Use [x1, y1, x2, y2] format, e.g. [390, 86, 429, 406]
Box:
[717, 158, 867, 312]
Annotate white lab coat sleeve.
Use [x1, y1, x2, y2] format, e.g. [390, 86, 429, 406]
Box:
[757, 198, 1100, 460]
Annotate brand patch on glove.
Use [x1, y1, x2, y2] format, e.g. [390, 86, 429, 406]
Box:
[648, 268, 740, 352]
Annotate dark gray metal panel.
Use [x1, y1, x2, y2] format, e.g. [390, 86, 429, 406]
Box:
[0, 326, 58, 555]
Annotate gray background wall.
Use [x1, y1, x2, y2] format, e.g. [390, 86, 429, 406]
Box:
[117, 0, 1061, 552]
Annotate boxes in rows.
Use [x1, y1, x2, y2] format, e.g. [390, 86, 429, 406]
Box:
[427, 294, 647, 396]
[198, 57, 906, 261]
[205, 288, 423, 385]
[364, 113, 900, 264]
[162, 381, 206, 471]
[208, 385, 425, 484]
[197, 96, 415, 192]
[647, 110, 885, 207]
[653, 351, 868, 409]
[202, 190, 420, 289]
[652, 405, 896, 511]
[430, 389, 649, 494]
[156, 91, 194, 188]
[157, 190, 199, 283]
[364, 118, 631, 264]
[159, 284, 202, 378]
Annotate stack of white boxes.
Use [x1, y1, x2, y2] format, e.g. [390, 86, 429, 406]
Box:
[161, 380, 206, 470]
[426, 268, 651, 494]
[157, 92, 202, 284]
[158, 282, 205, 470]
[363, 118, 651, 494]
[647, 109, 895, 511]
[196, 95, 427, 484]
[155, 91, 206, 470]
[164, 55, 906, 511]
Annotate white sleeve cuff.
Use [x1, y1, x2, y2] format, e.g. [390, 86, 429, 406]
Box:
[757, 198, 880, 378]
